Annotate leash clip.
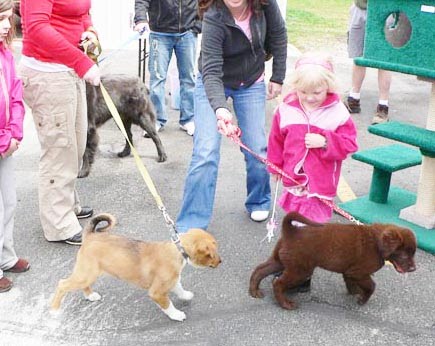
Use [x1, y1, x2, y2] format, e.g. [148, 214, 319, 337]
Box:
[171, 232, 181, 245]
[159, 206, 175, 227]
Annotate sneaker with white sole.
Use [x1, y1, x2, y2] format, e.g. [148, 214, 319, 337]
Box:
[250, 210, 269, 222]
[180, 121, 195, 136]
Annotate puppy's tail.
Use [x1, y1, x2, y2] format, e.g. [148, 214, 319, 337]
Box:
[282, 212, 323, 234]
[83, 213, 116, 237]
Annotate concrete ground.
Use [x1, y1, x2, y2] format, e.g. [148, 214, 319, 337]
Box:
[1, 41, 435, 346]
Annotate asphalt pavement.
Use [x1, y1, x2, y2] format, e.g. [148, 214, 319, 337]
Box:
[1, 41, 435, 346]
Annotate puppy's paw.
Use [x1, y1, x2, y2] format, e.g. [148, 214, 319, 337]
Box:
[278, 299, 297, 310]
[168, 309, 186, 322]
[162, 301, 187, 322]
[49, 308, 62, 317]
[179, 290, 194, 301]
[249, 288, 265, 299]
[86, 292, 102, 302]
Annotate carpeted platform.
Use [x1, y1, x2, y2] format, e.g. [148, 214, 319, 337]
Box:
[339, 187, 435, 254]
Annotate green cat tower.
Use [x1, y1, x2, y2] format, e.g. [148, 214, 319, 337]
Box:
[339, 0, 435, 253]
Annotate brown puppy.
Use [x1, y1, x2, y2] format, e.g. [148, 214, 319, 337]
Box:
[249, 211, 416, 310]
[51, 213, 221, 321]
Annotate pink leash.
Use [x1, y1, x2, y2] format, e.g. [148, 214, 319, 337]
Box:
[225, 129, 362, 242]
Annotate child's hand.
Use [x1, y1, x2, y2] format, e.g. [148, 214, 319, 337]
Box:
[2, 138, 20, 158]
[305, 133, 326, 149]
[271, 173, 281, 181]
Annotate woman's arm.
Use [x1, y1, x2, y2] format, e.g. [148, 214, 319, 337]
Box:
[200, 13, 229, 112]
[263, 0, 287, 85]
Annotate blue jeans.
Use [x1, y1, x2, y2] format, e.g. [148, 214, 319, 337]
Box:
[148, 31, 197, 127]
[176, 76, 270, 232]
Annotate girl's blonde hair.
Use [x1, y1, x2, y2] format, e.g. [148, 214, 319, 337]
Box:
[288, 53, 338, 93]
[0, 0, 15, 48]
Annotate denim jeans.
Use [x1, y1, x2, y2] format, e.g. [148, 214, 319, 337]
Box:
[148, 31, 197, 127]
[176, 75, 270, 232]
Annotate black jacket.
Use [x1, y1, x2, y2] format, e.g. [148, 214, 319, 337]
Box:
[199, 0, 287, 111]
[134, 0, 201, 34]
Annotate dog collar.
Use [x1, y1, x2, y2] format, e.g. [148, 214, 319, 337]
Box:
[171, 233, 189, 260]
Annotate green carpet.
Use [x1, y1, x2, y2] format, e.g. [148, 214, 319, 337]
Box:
[339, 187, 435, 254]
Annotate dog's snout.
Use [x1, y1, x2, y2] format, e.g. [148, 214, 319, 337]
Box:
[407, 264, 416, 272]
[210, 257, 222, 268]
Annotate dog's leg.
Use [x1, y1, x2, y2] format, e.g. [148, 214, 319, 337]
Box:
[83, 286, 102, 302]
[353, 275, 376, 305]
[149, 282, 186, 321]
[51, 262, 100, 310]
[249, 258, 284, 298]
[343, 275, 362, 296]
[51, 276, 99, 310]
[172, 278, 194, 301]
[149, 290, 186, 321]
[272, 270, 298, 310]
[160, 301, 186, 322]
[118, 119, 133, 158]
[138, 117, 167, 162]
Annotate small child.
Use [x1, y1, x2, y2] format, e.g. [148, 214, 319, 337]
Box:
[0, 0, 29, 293]
[267, 54, 358, 223]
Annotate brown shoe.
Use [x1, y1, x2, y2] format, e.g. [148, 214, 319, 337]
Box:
[6, 258, 30, 273]
[372, 104, 389, 124]
[344, 96, 361, 114]
[0, 276, 13, 293]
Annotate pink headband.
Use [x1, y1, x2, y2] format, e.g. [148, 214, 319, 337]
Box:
[295, 57, 334, 72]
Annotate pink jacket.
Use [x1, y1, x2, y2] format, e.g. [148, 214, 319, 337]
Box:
[267, 91, 358, 198]
[0, 46, 25, 154]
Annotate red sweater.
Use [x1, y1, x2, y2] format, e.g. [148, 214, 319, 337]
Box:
[21, 0, 94, 78]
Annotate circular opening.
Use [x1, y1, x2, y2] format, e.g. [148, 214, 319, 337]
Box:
[384, 12, 412, 48]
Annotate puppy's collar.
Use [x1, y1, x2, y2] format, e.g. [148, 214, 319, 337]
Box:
[171, 233, 189, 260]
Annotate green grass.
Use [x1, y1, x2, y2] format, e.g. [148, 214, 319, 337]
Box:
[286, 0, 350, 52]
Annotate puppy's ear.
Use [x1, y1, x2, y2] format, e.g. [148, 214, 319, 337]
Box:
[378, 226, 403, 258]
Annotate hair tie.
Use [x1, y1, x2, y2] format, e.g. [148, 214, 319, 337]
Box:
[295, 57, 334, 72]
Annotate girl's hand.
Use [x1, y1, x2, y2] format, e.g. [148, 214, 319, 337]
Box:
[271, 173, 281, 181]
[2, 138, 20, 158]
[267, 81, 282, 100]
[305, 133, 327, 149]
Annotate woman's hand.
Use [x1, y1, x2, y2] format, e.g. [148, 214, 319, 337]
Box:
[267, 81, 282, 100]
[215, 108, 239, 136]
[134, 22, 150, 35]
[305, 133, 327, 149]
[83, 65, 101, 86]
[80, 30, 98, 43]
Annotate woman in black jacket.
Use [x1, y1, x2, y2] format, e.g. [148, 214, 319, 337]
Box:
[176, 0, 287, 231]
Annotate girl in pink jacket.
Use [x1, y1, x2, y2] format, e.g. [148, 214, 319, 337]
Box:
[267, 54, 358, 223]
[0, 0, 29, 293]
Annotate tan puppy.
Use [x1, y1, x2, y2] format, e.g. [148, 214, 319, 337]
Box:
[51, 213, 221, 321]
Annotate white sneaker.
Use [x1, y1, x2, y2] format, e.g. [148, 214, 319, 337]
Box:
[143, 123, 163, 138]
[250, 210, 269, 222]
[180, 121, 195, 136]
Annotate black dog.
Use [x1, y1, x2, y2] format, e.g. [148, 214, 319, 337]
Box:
[79, 74, 167, 178]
